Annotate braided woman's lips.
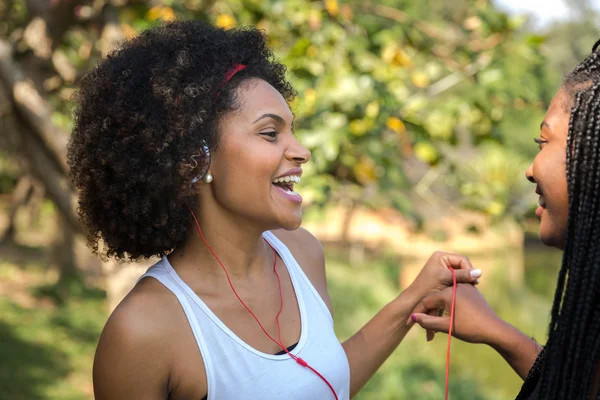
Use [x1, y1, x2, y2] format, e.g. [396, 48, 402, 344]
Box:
[538, 195, 546, 208]
[536, 194, 546, 218]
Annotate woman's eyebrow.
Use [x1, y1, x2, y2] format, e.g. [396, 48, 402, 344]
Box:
[253, 113, 286, 124]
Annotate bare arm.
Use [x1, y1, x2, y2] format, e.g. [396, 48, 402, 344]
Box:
[277, 230, 480, 398]
[410, 284, 542, 380]
[93, 281, 193, 400]
[94, 304, 169, 399]
[341, 287, 421, 397]
[488, 322, 542, 380]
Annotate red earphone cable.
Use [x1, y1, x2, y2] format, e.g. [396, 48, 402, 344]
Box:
[187, 207, 338, 399]
[272, 264, 339, 398]
[445, 268, 457, 400]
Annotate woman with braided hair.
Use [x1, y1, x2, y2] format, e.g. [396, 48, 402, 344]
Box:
[409, 40, 600, 399]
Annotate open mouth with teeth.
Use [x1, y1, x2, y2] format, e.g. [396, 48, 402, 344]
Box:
[272, 175, 301, 197]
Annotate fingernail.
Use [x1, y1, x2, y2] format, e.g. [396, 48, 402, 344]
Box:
[411, 314, 418, 322]
[470, 269, 482, 278]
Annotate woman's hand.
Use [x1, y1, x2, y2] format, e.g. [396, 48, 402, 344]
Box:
[408, 283, 503, 345]
[407, 283, 543, 380]
[407, 251, 482, 301]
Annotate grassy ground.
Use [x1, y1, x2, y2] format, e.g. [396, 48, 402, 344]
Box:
[0, 237, 555, 400]
[0, 259, 105, 400]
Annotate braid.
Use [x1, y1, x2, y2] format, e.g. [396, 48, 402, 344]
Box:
[515, 46, 600, 399]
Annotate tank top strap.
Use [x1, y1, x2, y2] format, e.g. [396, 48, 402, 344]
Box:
[137, 263, 215, 393]
[262, 230, 333, 325]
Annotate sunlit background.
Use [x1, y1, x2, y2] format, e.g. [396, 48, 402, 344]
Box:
[1, 0, 598, 399]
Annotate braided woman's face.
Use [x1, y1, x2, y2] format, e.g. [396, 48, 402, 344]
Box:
[526, 89, 570, 249]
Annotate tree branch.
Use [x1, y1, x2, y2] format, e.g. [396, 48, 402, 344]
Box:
[0, 106, 81, 234]
[0, 40, 69, 176]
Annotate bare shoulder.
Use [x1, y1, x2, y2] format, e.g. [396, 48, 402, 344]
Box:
[271, 228, 333, 315]
[93, 277, 184, 399]
[272, 227, 324, 262]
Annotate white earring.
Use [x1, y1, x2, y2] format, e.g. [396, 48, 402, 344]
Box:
[203, 173, 213, 183]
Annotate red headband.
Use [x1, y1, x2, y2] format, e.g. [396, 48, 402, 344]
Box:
[216, 64, 247, 96]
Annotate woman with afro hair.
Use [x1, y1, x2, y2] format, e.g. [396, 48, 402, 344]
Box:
[69, 20, 482, 399]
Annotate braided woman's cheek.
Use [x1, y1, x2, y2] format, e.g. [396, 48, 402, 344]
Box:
[531, 89, 570, 249]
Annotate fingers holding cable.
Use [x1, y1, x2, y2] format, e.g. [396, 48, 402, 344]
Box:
[407, 284, 502, 345]
[408, 288, 452, 332]
[408, 252, 482, 301]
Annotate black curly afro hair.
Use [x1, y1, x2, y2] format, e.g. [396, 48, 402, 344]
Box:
[67, 20, 296, 261]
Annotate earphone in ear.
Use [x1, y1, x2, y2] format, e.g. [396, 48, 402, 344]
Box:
[190, 139, 212, 184]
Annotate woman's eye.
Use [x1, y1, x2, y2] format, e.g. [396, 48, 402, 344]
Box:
[533, 138, 547, 150]
[261, 131, 278, 139]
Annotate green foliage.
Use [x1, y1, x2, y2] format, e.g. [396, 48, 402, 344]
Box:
[4, 0, 594, 220]
[456, 143, 534, 218]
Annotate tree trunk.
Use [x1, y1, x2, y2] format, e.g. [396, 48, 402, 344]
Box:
[1, 174, 33, 243]
[54, 213, 79, 287]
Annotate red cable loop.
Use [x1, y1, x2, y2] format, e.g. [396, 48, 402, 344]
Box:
[445, 268, 457, 400]
[187, 207, 339, 400]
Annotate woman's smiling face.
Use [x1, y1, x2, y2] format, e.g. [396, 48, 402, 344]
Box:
[526, 88, 571, 249]
[206, 78, 311, 231]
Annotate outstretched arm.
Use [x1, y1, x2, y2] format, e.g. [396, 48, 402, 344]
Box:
[278, 229, 481, 398]
[341, 285, 421, 397]
[341, 252, 481, 397]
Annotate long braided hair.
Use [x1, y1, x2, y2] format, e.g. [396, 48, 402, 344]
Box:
[516, 40, 600, 399]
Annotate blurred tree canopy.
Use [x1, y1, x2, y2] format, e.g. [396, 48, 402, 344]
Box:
[0, 0, 583, 230]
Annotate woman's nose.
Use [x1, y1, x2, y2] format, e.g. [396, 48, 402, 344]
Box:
[525, 163, 535, 183]
[287, 138, 311, 164]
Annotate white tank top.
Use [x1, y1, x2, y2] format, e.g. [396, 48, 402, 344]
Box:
[138, 230, 351, 399]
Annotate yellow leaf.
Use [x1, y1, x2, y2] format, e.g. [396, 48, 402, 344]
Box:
[486, 201, 505, 216]
[353, 157, 376, 184]
[305, 88, 317, 108]
[349, 119, 373, 136]
[306, 45, 318, 58]
[325, 0, 339, 16]
[365, 101, 379, 118]
[216, 14, 236, 29]
[147, 6, 163, 21]
[386, 117, 406, 135]
[394, 48, 413, 68]
[160, 7, 176, 21]
[382, 43, 397, 64]
[414, 142, 439, 164]
[147, 6, 175, 22]
[411, 72, 430, 88]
